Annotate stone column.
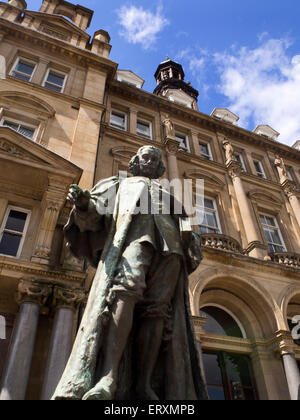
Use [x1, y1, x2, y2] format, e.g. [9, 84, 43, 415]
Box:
[227, 160, 268, 259]
[32, 175, 66, 264]
[276, 330, 300, 400]
[282, 180, 300, 231]
[0, 280, 51, 401]
[165, 138, 180, 181]
[40, 286, 85, 400]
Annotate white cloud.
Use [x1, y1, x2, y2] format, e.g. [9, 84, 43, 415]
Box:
[214, 37, 300, 145]
[117, 5, 169, 50]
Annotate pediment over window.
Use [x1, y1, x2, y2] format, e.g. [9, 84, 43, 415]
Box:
[0, 91, 56, 118]
[111, 147, 138, 161]
[0, 126, 82, 180]
[24, 12, 90, 41]
[248, 189, 283, 207]
[184, 169, 225, 189]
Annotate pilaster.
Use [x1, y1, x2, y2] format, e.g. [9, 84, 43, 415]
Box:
[227, 159, 268, 259]
[32, 175, 66, 264]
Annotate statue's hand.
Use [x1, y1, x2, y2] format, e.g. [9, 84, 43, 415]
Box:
[67, 184, 91, 211]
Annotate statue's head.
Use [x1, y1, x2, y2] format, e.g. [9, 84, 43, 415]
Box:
[129, 146, 166, 179]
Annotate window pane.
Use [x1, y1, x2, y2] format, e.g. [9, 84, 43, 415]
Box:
[47, 71, 64, 86]
[18, 125, 34, 139]
[263, 228, 273, 243]
[200, 143, 209, 156]
[206, 212, 218, 228]
[12, 72, 31, 81]
[265, 216, 275, 227]
[0, 233, 21, 256]
[201, 306, 244, 338]
[3, 121, 19, 131]
[110, 112, 125, 128]
[202, 353, 224, 385]
[16, 61, 34, 76]
[204, 199, 214, 209]
[44, 82, 62, 92]
[224, 353, 256, 399]
[137, 121, 150, 137]
[5, 210, 27, 232]
[207, 386, 226, 401]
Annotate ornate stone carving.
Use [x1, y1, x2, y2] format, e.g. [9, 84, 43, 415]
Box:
[0, 139, 39, 163]
[40, 25, 70, 42]
[17, 279, 52, 306]
[282, 179, 298, 198]
[162, 115, 176, 140]
[275, 330, 295, 356]
[227, 160, 242, 179]
[53, 286, 85, 310]
[274, 155, 289, 185]
[164, 138, 180, 155]
[223, 138, 236, 165]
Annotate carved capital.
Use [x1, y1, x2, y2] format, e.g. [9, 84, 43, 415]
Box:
[275, 330, 295, 356]
[17, 279, 52, 306]
[53, 286, 85, 310]
[282, 179, 297, 198]
[164, 138, 180, 156]
[227, 160, 242, 179]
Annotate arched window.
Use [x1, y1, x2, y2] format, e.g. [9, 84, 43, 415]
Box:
[200, 305, 245, 338]
[200, 305, 257, 400]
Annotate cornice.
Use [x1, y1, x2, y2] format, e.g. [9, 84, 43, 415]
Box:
[109, 81, 300, 163]
[202, 247, 300, 277]
[0, 18, 117, 79]
[0, 255, 86, 287]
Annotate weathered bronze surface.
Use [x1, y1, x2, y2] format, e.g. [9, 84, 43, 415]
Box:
[52, 146, 207, 401]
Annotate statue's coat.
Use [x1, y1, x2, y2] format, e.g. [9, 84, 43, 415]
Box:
[52, 176, 207, 400]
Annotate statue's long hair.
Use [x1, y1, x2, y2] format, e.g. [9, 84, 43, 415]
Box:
[129, 146, 166, 179]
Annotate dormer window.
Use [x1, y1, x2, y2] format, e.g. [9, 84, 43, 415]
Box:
[11, 57, 36, 82]
[43, 69, 67, 93]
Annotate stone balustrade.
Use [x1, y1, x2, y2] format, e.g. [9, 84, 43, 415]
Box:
[269, 252, 300, 269]
[200, 233, 243, 254]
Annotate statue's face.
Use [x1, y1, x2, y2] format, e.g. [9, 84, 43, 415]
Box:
[138, 148, 161, 179]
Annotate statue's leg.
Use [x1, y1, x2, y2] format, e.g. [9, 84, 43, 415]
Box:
[82, 294, 136, 400]
[135, 254, 181, 400]
[83, 241, 154, 401]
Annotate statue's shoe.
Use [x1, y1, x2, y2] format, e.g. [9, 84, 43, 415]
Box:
[82, 377, 116, 400]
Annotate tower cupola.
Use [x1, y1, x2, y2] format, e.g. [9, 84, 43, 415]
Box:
[154, 57, 199, 110]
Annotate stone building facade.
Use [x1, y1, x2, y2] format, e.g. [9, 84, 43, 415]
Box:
[0, 0, 300, 400]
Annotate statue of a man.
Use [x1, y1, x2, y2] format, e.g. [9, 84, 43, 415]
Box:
[52, 146, 207, 401]
[162, 115, 176, 140]
[274, 155, 288, 184]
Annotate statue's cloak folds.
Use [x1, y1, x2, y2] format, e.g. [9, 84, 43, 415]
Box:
[52, 177, 207, 400]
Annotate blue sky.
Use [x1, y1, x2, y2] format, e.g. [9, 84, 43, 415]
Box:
[27, 0, 300, 146]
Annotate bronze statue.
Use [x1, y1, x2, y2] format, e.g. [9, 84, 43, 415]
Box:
[52, 146, 207, 401]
